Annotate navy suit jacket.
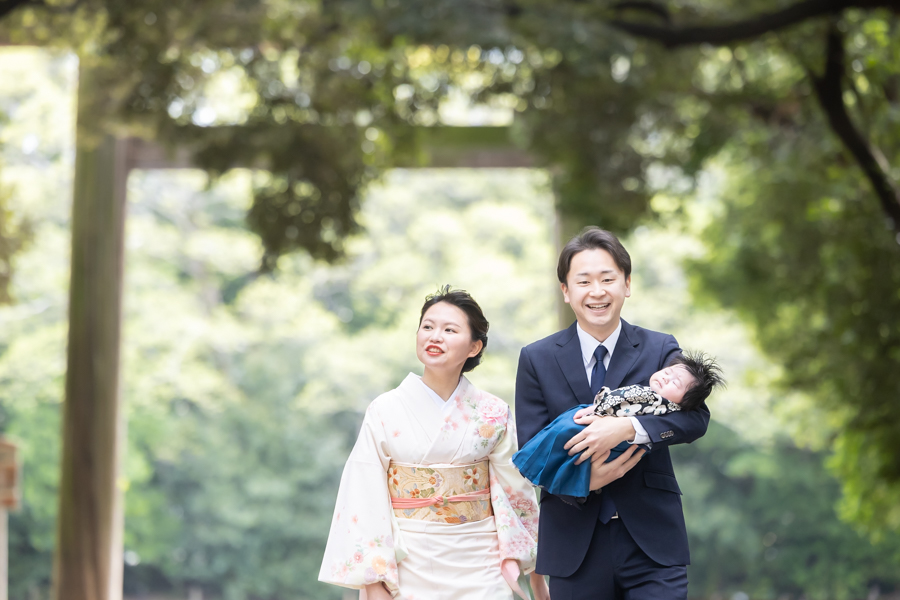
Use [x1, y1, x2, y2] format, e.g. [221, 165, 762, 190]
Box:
[515, 320, 709, 576]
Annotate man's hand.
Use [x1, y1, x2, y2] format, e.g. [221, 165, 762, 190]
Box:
[565, 412, 636, 465]
[589, 445, 645, 491]
[572, 405, 595, 422]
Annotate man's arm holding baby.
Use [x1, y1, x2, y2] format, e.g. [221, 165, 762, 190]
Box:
[568, 405, 709, 465]
[564, 333, 710, 464]
[587, 444, 645, 491]
[565, 411, 638, 465]
[635, 403, 710, 448]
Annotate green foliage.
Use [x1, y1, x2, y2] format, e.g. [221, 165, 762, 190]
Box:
[0, 48, 80, 599]
[612, 9, 900, 532]
[685, 118, 900, 532]
[4, 55, 900, 595]
[3, 0, 900, 594]
[7, 8, 900, 534]
[0, 135, 559, 598]
[0, 0, 698, 256]
[679, 423, 900, 600]
[624, 227, 900, 598]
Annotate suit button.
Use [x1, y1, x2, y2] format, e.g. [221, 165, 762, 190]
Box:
[661, 430, 674, 439]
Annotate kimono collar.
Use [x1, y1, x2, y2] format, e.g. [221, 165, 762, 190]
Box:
[413, 374, 466, 413]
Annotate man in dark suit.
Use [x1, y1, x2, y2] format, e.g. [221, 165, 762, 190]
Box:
[515, 227, 710, 600]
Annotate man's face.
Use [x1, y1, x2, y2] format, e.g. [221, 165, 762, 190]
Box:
[561, 248, 631, 341]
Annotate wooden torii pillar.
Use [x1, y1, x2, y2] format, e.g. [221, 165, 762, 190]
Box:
[53, 64, 534, 600]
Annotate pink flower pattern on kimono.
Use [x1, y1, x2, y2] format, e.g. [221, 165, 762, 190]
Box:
[499, 530, 536, 560]
[320, 374, 538, 592]
[479, 400, 508, 425]
[331, 534, 398, 587]
[491, 445, 540, 564]
[493, 493, 539, 562]
[455, 389, 508, 450]
[440, 415, 460, 434]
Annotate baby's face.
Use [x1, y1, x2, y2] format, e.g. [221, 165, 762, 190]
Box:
[648, 365, 696, 404]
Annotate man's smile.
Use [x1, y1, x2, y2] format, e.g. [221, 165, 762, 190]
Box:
[586, 302, 611, 311]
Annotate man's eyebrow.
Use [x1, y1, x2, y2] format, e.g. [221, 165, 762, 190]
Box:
[575, 269, 617, 276]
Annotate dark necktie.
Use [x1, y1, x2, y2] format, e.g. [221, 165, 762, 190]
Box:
[590, 344, 608, 398]
[590, 344, 618, 523]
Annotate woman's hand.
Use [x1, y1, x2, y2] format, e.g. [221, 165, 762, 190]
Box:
[530, 572, 551, 600]
[363, 582, 393, 600]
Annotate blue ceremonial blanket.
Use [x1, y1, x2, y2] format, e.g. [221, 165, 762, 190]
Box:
[512, 405, 648, 503]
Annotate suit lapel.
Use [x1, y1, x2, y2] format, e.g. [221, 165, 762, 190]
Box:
[604, 320, 641, 390]
[555, 323, 593, 405]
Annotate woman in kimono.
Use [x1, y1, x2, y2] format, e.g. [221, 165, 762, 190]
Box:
[319, 287, 547, 600]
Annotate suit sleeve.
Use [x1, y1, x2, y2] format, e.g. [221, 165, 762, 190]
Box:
[514, 346, 550, 447]
[634, 334, 710, 449]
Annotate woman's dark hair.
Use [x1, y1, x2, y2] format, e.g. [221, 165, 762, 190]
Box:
[666, 350, 726, 411]
[419, 285, 489, 373]
[557, 226, 632, 284]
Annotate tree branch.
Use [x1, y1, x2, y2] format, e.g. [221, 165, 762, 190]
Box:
[810, 25, 900, 232]
[608, 0, 898, 48]
[0, 0, 42, 21]
[0, 0, 82, 21]
[610, 0, 671, 24]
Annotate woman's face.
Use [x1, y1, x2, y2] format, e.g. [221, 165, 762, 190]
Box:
[416, 302, 482, 375]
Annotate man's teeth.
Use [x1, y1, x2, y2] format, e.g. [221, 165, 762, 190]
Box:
[587, 303, 610, 309]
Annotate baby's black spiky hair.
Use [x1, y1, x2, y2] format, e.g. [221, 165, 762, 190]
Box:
[666, 351, 725, 411]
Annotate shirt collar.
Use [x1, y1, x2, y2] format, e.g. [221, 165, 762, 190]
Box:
[576, 320, 622, 367]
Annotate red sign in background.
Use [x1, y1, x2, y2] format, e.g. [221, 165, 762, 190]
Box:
[0, 439, 18, 510]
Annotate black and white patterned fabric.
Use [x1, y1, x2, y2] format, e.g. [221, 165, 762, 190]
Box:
[592, 385, 681, 418]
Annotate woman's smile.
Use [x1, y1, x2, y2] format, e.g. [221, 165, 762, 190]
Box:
[416, 302, 481, 373]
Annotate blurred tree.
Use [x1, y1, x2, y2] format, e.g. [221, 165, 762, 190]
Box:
[5, 50, 900, 598]
[601, 2, 900, 534]
[684, 126, 900, 532]
[0, 6, 895, 269]
[679, 422, 900, 600]
[0, 149, 562, 598]
[2, 0, 899, 545]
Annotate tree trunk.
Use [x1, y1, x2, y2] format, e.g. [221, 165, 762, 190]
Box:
[555, 210, 582, 329]
[52, 59, 129, 600]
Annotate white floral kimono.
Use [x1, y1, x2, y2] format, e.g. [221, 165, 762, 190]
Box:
[319, 373, 539, 600]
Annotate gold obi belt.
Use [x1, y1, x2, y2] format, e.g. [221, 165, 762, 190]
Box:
[388, 461, 493, 524]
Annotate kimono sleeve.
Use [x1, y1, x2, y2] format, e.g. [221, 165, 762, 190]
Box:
[489, 406, 539, 574]
[319, 400, 400, 592]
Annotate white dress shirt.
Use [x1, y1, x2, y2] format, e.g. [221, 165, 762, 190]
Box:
[576, 322, 651, 445]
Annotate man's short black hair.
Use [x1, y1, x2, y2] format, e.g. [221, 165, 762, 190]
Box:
[557, 227, 632, 284]
[667, 351, 725, 411]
